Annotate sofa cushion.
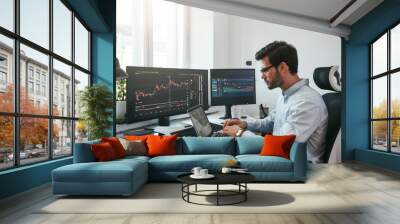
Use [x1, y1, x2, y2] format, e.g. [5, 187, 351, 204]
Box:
[236, 155, 293, 172]
[73, 140, 100, 163]
[53, 158, 147, 183]
[119, 138, 147, 156]
[260, 134, 296, 159]
[101, 137, 127, 158]
[115, 155, 150, 163]
[91, 142, 118, 162]
[147, 135, 177, 157]
[149, 154, 235, 172]
[236, 136, 263, 155]
[181, 137, 235, 155]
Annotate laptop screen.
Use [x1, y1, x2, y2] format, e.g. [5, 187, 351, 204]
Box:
[188, 106, 213, 137]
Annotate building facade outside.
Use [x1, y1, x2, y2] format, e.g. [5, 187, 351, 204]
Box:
[0, 41, 80, 169]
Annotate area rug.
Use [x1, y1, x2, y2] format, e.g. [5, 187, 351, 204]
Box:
[37, 183, 362, 214]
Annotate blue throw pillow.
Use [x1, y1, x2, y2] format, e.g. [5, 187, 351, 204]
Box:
[236, 136, 263, 155]
[181, 137, 235, 155]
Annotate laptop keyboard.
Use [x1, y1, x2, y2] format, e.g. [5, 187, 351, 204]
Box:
[210, 123, 222, 132]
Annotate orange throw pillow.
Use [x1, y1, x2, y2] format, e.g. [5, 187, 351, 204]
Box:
[101, 137, 127, 158]
[146, 135, 177, 157]
[259, 134, 296, 159]
[91, 142, 118, 162]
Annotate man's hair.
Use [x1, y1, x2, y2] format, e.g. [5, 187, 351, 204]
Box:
[255, 41, 298, 74]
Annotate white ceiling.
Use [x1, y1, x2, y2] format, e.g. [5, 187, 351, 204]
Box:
[225, 0, 353, 24]
[166, 0, 384, 38]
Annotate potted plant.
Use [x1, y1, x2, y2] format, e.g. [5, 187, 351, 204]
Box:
[116, 78, 127, 122]
[79, 84, 114, 140]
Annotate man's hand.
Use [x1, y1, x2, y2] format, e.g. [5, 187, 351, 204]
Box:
[223, 118, 247, 129]
[221, 125, 241, 137]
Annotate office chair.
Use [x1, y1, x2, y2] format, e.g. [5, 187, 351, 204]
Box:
[313, 66, 341, 163]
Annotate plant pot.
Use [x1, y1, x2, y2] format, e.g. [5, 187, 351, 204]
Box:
[116, 100, 126, 120]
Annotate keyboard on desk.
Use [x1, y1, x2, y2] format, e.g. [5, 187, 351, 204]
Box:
[211, 131, 230, 137]
[210, 123, 223, 132]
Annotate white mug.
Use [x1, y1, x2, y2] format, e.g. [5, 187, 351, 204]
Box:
[200, 169, 208, 176]
[191, 167, 202, 176]
[221, 167, 232, 174]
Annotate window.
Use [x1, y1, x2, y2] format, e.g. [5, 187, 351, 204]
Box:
[42, 85, 46, 97]
[371, 23, 400, 154]
[36, 84, 40, 95]
[28, 67, 34, 80]
[53, 0, 72, 60]
[0, 71, 6, 85]
[53, 119, 72, 158]
[0, 55, 7, 67]
[116, 0, 207, 69]
[0, 0, 91, 170]
[0, 116, 13, 170]
[35, 70, 40, 81]
[0, 0, 14, 32]
[75, 18, 89, 70]
[28, 81, 34, 94]
[20, 0, 49, 49]
[0, 34, 13, 113]
[0, 53, 8, 89]
[53, 59, 72, 117]
[74, 69, 89, 119]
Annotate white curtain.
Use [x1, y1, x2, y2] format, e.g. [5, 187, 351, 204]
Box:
[117, 0, 191, 70]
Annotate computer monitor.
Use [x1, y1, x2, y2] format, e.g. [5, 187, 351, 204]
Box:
[126, 67, 208, 125]
[210, 69, 256, 119]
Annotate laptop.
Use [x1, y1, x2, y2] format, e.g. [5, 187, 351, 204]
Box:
[188, 106, 227, 137]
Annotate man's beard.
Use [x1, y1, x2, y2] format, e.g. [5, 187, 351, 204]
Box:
[265, 71, 283, 89]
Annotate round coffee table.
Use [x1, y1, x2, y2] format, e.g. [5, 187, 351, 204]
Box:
[177, 173, 255, 206]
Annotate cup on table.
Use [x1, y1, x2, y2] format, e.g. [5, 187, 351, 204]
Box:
[191, 167, 202, 176]
[200, 169, 208, 176]
[221, 167, 232, 174]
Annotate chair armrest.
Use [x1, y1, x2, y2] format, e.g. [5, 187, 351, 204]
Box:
[289, 142, 307, 181]
[73, 140, 100, 163]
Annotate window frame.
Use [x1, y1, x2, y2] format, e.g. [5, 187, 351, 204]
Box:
[0, 0, 92, 171]
[370, 21, 400, 154]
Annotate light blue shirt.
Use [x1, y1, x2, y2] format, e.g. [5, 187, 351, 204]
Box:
[245, 79, 328, 163]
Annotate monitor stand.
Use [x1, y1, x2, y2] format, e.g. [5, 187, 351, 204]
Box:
[158, 116, 170, 126]
[219, 105, 232, 119]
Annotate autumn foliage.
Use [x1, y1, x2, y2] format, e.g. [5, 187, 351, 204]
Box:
[372, 99, 400, 141]
[0, 84, 59, 151]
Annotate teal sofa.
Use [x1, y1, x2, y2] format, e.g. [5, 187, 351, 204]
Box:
[52, 136, 306, 196]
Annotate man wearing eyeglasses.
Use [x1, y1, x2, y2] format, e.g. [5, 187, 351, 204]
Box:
[222, 41, 328, 163]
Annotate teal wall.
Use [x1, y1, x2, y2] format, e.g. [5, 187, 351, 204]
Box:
[0, 0, 116, 200]
[0, 158, 72, 199]
[344, 0, 400, 170]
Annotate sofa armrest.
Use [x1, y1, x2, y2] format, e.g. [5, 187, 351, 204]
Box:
[73, 140, 100, 163]
[289, 142, 307, 181]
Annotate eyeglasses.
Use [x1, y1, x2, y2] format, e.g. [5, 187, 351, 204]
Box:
[260, 65, 274, 73]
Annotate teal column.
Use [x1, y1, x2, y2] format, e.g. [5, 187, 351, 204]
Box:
[91, 32, 115, 135]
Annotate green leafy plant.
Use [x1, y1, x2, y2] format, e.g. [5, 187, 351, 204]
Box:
[79, 84, 114, 140]
[116, 78, 127, 101]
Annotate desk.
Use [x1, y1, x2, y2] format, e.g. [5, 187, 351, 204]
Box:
[117, 110, 226, 136]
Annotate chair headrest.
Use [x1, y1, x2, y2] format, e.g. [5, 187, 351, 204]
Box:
[313, 66, 341, 92]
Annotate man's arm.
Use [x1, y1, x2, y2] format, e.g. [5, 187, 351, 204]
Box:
[245, 109, 275, 134]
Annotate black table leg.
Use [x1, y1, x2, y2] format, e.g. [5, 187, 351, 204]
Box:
[195, 184, 197, 192]
[245, 183, 247, 201]
[217, 184, 219, 206]
[187, 184, 190, 202]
